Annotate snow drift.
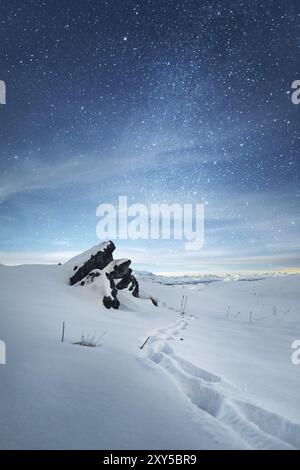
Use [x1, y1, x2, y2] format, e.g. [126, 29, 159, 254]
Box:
[0, 246, 299, 449]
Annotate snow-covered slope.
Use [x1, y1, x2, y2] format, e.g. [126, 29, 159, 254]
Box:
[0, 257, 299, 449]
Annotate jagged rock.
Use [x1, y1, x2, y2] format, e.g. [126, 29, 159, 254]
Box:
[103, 296, 120, 309]
[106, 259, 132, 279]
[116, 272, 139, 298]
[129, 275, 139, 298]
[69, 241, 115, 286]
[115, 269, 132, 290]
[68, 241, 139, 309]
[107, 259, 139, 298]
[103, 273, 120, 309]
[81, 270, 101, 285]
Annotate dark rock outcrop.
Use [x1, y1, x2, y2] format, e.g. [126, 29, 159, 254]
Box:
[103, 273, 120, 309]
[107, 259, 132, 279]
[69, 241, 115, 286]
[116, 271, 139, 298]
[129, 275, 139, 298]
[107, 259, 140, 298]
[68, 241, 139, 309]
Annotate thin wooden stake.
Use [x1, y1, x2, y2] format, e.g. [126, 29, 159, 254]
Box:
[94, 332, 107, 347]
[179, 295, 184, 316]
[61, 321, 65, 342]
[226, 305, 231, 318]
[140, 336, 150, 350]
[182, 296, 188, 316]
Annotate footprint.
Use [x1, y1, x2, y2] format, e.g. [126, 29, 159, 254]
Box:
[143, 314, 299, 449]
[149, 346, 295, 449]
[217, 400, 293, 450]
[236, 400, 300, 450]
[172, 354, 221, 383]
[160, 353, 223, 417]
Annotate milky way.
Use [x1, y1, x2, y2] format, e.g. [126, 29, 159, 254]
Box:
[0, 0, 299, 272]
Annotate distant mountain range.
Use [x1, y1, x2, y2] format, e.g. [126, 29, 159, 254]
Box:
[135, 271, 293, 286]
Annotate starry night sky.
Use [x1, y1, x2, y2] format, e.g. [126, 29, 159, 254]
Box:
[0, 0, 299, 273]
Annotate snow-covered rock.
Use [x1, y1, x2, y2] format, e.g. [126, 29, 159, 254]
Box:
[68, 241, 115, 286]
[67, 242, 139, 308]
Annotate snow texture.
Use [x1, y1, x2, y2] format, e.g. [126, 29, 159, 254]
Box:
[0, 253, 299, 449]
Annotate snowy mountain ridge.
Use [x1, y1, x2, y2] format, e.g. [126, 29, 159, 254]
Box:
[135, 270, 293, 286]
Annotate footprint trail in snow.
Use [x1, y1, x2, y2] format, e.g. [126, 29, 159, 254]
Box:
[141, 314, 300, 450]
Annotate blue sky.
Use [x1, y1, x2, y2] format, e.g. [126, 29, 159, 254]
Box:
[0, 0, 299, 273]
